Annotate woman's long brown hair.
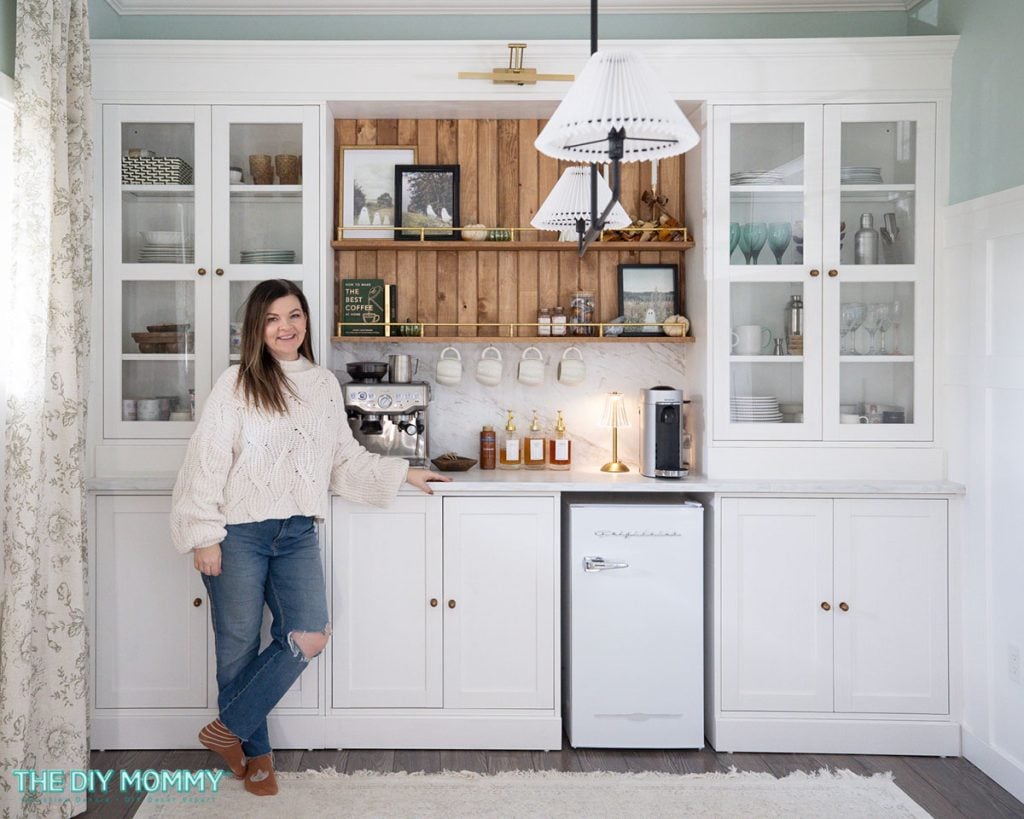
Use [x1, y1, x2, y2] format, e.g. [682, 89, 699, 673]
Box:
[235, 279, 316, 414]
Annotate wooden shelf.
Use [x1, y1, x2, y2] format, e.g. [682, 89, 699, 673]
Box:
[331, 239, 694, 251]
[331, 335, 695, 344]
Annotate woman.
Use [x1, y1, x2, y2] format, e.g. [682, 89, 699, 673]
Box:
[170, 278, 447, 796]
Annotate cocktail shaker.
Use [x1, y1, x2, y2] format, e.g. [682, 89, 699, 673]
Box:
[854, 213, 879, 265]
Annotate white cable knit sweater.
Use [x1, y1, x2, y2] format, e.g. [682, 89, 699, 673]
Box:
[169, 357, 409, 554]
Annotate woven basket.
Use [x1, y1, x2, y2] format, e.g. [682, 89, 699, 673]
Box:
[121, 157, 194, 185]
[275, 154, 300, 185]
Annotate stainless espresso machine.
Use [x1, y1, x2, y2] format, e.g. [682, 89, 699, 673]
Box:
[639, 386, 689, 478]
[342, 367, 430, 467]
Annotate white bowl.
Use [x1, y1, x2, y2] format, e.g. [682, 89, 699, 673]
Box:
[141, 230, 187, 246]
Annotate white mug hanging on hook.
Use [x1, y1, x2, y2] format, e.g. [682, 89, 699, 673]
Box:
[557, 346, 586, 386]
[476, 346, 503, 386]
[517, 347, 546, 386]
[436, 347, 462, 386]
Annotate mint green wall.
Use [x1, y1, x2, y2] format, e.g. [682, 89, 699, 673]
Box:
[1, 0, 15, 79]
[87, 3, 906, 40]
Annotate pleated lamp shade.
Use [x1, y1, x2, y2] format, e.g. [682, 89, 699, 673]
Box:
[531, 166, 632, 231]
[535, 50, 699, 163]
[600, 392, 630, 428]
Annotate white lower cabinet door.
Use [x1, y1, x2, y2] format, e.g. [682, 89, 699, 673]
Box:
[833, 498, 948, 714]
[95, 495, 208, 708]
[721, 497, 834, 712]
[443, 496, 556, 710]
[332, 496, 442, 708]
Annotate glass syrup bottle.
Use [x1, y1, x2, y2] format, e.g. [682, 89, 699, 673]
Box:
[498, 410, 522, 470]
[523, 411, 547, 470]
[547, 410, 572, 471]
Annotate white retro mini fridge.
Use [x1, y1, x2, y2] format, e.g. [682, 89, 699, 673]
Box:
[563, 499, 704, 748]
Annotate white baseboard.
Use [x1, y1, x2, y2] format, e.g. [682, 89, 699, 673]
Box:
[962, 727, 1024, 805]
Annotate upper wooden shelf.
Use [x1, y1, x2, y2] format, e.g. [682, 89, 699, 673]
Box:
[331, 335, 695, 344]
[331, 239, 695, 251]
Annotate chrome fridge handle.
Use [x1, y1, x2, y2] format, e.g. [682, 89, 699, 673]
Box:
[583, 556, 630, 572]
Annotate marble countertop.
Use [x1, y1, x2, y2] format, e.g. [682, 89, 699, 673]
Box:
[86, 469, 965, 495]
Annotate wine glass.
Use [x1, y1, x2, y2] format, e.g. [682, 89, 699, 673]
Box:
[840, 301, 866, 355]
[729, 222, 741, 263]
[861, 303, 884, 355]
[874, 302, 892, 354]
[767, 222, 792, 265]
[742, 222, 768, 265]
[792, 220, 804, 261]
[890, 298, 905, 354]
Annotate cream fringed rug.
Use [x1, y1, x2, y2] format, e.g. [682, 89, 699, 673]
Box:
[133, 768, 930, 818]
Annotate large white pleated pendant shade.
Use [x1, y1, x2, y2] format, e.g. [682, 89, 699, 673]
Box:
[531, 166, 632, 231]
[535, 49, 699, 163]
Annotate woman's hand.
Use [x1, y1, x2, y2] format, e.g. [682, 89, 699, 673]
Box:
[193, 543, 223, 576]
[406, 467, 452, 495]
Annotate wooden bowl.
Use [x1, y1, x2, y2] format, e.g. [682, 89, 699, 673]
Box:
[430, 455, 477, 472]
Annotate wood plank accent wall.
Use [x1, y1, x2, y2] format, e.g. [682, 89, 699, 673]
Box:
[333, 118, 689, 337]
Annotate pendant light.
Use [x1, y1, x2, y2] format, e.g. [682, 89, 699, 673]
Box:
[534, 0, 700, 255]
[530, 166, 631, 235]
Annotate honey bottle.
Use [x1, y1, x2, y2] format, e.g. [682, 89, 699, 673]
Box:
[524, 411, 547, 470]
[498, 410, 522, 470]
[547, 410, 572, 471]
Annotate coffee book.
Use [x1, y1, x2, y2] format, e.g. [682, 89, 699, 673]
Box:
[340, 279, 396, 336]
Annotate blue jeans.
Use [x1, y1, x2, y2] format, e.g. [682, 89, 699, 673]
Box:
[201, 515, 330, 758]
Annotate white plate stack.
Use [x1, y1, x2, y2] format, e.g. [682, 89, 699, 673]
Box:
[239, 249, 296, 264]
[138, 243, 194, 263]
[730, 170, 784, 185]
[730, 395, 783, 423]
[841, 166, 883, 184]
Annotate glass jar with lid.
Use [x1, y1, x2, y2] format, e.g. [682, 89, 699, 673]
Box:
[569, 291, 596, 336]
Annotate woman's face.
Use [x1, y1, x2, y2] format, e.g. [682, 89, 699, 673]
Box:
[263, 294, 307, 361]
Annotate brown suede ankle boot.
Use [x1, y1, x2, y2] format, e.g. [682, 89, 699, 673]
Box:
[198, 719, 247, 779]
[244, 753, 278, 797]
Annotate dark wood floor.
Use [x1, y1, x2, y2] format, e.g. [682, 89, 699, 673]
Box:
[80, 738, 1024, 818]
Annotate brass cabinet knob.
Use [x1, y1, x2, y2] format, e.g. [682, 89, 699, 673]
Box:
[448, 599, 456, 609]
[430, 598, 438, 608]
[839, 601, 849, 612]
[809, 269, 820, 277]
[827, 269, 838, 278]
[193, 597, 203, 607]
[820, 601, 831, 611]
[215, 268, 224, 276]
[197, 268, 207, 276]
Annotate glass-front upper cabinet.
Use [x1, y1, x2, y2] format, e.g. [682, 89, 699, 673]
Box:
[712, 103, 935, 443]
[102, 105, 320, 440]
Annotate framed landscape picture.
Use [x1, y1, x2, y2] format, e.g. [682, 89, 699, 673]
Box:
[338, 146, 416, 239]
[395, 164, 460, 240]
[617, 263, 680, 335]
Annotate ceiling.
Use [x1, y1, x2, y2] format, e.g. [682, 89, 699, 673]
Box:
[104, 0, 923, 16]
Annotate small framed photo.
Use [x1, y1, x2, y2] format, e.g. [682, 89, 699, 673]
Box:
[395, 164, 460, 241]
[617, 263, 680, 335]
[338, 146, 416, 239]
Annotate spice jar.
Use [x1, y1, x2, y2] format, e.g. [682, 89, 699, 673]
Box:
[551, 306, 567, 336]
[479, 425, 496, 470]
[537, 307, 551, 337]
[569, 291, 595, 336]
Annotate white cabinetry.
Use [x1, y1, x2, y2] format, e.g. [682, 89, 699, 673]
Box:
[713, 495, 953, 754]
[330, 494, 559, 749]
[711, 104, 935, 444]
[100, 104, 320, 441]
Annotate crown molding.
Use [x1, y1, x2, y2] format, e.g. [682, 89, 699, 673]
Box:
[103, 0, 921, 15]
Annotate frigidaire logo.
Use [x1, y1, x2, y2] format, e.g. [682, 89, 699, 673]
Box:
[594, 530, 681, 539]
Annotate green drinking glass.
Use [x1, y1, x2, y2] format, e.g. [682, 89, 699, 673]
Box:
[767, 222, 792, 265]
[729, 222, 741, 262]
[742, 222, 768, 266]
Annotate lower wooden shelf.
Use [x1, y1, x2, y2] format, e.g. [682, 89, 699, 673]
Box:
[331, 335, 695, 344]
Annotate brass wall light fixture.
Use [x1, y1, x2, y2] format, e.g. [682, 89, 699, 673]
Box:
[458, 43, 575, 86]
[534, 0, 700, 257]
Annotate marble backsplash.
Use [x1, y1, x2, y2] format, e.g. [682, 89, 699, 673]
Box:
[329, 340, 689, 471]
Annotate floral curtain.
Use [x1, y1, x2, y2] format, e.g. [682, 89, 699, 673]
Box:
[1, 0, 93, 816]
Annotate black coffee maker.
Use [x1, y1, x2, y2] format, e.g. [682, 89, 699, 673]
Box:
[639, 386, 689, 478]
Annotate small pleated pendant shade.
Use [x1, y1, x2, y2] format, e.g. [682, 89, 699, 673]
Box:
[531, 166, 632, 231]
[600, 391, 630, 428]
[535, 49, 700, 163]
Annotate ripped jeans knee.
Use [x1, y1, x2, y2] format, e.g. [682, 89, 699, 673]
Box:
[286, 623, 332, 662]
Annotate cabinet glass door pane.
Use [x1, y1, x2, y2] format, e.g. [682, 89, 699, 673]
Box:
[838, 281, 915, 425]
[839, 120, 916, 266]
[121, 280, 196, 422]
[729, 123, 804, 267]
[226, 279, 305, 363]
[229, 123, 303, 265]
[120, 122, 196, 266]
[730, 282, 806, 425]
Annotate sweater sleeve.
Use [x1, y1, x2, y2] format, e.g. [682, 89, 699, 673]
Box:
[169, 369, 241, 554]
[328, 379, 410, 506]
